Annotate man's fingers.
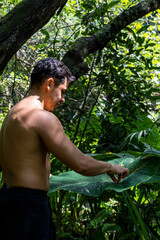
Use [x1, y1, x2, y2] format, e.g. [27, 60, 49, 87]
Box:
[108, 165, 130, 183]
[110, 175, 118, 184]
[109, 173, 125, 184]
[117, 174, 122, 183]
[122, 169, 129, 178]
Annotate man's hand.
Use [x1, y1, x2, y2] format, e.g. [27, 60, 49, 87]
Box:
[107, 163, 129, 184]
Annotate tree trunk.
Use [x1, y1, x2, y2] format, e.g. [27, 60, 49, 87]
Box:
[0, 0, 67, 75]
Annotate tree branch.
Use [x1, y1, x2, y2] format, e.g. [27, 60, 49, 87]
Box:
[63, 0, 160, 78]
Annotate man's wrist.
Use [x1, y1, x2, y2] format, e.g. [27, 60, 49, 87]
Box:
[106, 162, 113, 174]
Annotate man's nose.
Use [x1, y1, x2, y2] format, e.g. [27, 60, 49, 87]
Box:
[61, 97, 65, 103]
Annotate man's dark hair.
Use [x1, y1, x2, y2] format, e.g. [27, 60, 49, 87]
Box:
[30, 58, 75, 87]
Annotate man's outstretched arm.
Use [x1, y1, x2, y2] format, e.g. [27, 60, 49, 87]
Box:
[37, 112, 129, 183]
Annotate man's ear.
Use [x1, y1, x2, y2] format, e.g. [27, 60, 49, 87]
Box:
[46, 78, 55, 90]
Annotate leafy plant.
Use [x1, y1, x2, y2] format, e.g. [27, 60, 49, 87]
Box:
[49, 148, 160, 196]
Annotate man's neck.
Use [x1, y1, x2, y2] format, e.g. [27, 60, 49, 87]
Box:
[27, 90, 45, 110]
[28, 86, 40, 97]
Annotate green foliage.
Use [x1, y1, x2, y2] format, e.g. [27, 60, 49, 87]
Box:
[0, 0, 21, 16]
[1, 0, 160, 239]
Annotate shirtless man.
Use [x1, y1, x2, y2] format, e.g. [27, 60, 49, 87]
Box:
[0, 58, 129, 240]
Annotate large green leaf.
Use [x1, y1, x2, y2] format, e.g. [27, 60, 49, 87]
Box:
[49, 150, 160, 197]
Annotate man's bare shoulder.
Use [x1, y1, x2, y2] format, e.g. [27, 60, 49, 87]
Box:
[33, 110, 66, 154]
[33, 109, 63, 132]
[34, 109, 60, 124]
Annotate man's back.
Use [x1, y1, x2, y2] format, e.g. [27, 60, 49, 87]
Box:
[0, 97, 50, 191]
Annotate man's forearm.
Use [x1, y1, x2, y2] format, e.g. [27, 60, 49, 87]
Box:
[76, 155, 113, 176]
[76, 154, 129, 183]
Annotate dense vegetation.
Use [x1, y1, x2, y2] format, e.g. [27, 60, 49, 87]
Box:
[0, 0, 160, 239]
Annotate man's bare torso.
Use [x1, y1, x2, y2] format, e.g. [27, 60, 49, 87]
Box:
[0, 97, 51, 191]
